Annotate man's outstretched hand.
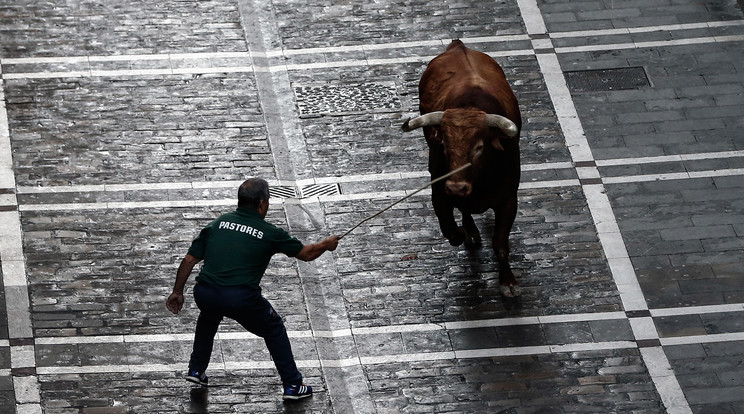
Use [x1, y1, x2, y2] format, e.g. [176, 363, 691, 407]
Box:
[324, 235, 340, 251]
[295, 235, 341, 261]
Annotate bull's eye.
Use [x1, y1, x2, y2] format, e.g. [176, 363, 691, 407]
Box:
[473, 141, 484, 156]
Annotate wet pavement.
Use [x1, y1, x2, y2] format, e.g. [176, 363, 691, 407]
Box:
[1, 0, 743, 413]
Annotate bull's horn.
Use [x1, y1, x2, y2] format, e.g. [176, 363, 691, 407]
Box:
[401, 111, 444, 132]
[485, 114, 519, 138]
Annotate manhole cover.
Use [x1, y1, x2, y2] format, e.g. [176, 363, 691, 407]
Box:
[565, 67, 649, 92]
[294, 82, 401, 115]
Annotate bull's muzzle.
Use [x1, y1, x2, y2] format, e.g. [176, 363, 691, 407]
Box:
[445, 180, 472, 197]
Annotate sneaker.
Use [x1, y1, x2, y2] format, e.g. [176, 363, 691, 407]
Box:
[185, 369, 208, 386]
[283, 384, 313, 400]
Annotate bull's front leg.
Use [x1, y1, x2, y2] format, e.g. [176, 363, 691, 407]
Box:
[493, 196, 519, 297]
[461, 211, 482, 248]
[432, 187, 465, 246]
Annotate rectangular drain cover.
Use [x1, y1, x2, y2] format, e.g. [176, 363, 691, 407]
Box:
[565, 67, 649, 92]
[294, 82, 401, 115]
[299, 183, 341, 198]
[269, 186, 297, 199]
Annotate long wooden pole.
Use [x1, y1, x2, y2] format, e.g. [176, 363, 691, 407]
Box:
[339, 163, 472, 239]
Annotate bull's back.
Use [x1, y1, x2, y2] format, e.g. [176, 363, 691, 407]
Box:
[419, 40, 515, 116]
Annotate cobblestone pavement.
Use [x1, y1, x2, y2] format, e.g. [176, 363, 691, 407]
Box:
[1, 0, 743, 413]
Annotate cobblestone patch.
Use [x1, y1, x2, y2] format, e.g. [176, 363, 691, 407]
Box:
[325, 186, 621, 328]
[20, 207, 308, 337]
[0, 0, 247, 58]
[367, 349, 664, 413]
[4, 74, 274, 186]
[272, 0, 525, 50]
[292, 55, 570, 177]
[36, 369, 329, 413]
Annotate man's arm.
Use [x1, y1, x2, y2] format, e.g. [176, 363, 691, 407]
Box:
[166, 253, 202, 314]
[295, 235, 340, 262]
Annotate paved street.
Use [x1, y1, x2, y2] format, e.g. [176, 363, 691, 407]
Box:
[1, 0, 743, 413]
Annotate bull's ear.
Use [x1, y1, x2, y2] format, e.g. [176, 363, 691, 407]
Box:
[490, 136, 505, 151]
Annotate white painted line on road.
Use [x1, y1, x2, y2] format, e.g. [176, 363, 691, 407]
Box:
[0, 67, 42, 411]
[641, 347, 690, 412]
[532, 23, 693, 413]
[651, 303, 744, 317]
[660, 332, 744, 346]
[13, 164, 743, 211]
[536, 54, 595, 163]
[549, 341, 637, 353]
[31, 306, 744, 347]
[516, 0, 547, 35]
[554, 34, 744, 54]
[549, 20, 744, 39]
[596, 150, 744, 166]
[2, 21, 742, 79]
[30, 341, 644, 375]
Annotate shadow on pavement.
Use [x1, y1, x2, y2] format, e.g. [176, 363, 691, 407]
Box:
[188, 387, 208, 413]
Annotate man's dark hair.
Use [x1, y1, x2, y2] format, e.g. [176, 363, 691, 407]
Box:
[238, 178, 270, 209]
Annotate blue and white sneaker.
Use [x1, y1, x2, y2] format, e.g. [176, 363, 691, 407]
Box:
[283, 384, 313, 400]
[185, 369, 208, 386]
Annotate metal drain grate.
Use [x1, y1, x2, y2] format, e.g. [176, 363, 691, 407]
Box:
[268, 184, 341, 199]
[299, 183, 341, 198]
[294, 82, 401, 115]
[565, 67, 650, 92]
[269, 186, 297, 199]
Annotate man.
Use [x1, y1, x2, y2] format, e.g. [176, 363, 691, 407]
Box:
[166, 178, 340, 401]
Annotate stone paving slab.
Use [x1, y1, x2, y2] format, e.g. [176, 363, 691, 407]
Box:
[562, 44, 744, 160]
[539, 0, 743, 32]
[607, 178, 744, 309]
[665, 341, 744, 412]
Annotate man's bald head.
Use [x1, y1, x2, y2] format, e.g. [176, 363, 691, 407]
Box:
[238, 178, 270, 209]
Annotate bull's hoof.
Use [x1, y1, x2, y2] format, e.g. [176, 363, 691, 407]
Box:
[462, 225, 482, 248]
[447, 228, 467, 246]
[499, 284, 521, 298]
[464, 232, 482, 249]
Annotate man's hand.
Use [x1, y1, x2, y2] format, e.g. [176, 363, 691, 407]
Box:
[324, 235, 340, 251]
[166, 254, 201, 315]
[295, 235, 341, 261]
[166, 292, 184, 314]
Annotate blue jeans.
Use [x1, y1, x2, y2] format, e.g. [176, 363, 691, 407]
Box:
[189, 282, 303, 387]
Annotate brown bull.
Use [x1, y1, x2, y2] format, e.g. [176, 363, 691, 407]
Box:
[402, 40, 522, 297]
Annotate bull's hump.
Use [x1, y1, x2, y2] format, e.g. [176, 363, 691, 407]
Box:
[444, 46, 498, 81]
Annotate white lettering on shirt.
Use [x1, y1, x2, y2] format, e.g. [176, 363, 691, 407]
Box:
[218, 221, 264, 239]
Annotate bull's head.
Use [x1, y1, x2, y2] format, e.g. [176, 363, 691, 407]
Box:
[402, 108, 519, 197]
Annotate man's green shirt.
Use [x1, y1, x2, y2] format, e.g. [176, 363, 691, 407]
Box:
[188, 207, 303, 289]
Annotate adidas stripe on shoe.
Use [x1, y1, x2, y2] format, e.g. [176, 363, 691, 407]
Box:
[185, 370, 208, 386]
[283, 384, 313, 400]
